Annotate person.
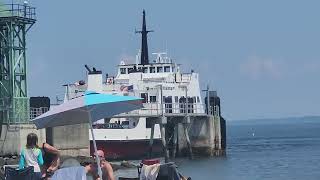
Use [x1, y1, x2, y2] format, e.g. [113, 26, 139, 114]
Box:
[97, 150, 114, 180]
[85, 150, 114, 180]
[40, 142, 60, 179]
[19, 133, 44, 179]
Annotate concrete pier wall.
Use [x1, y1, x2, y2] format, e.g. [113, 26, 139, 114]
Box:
[176, 115, 224, 157]
[51, 124, 89, 157]
[0, 124, 46, 156]
[0, 123, 90, 157]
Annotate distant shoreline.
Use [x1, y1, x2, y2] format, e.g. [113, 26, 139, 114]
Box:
[228, 115, 320, 123]
[229, 116, 320, 122]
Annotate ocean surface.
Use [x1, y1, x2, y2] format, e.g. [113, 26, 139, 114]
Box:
[176, 117, 320, 180]
[115, 117, 320, 180]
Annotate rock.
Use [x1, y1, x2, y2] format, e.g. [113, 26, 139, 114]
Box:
[120, 161, 137, 168]
[110, 163, 122, 171]
[6, 158, 18, 165]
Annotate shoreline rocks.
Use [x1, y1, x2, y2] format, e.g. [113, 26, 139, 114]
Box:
[0, 155, 139, 171]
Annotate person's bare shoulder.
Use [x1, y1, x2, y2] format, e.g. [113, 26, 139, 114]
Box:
[44, 143, 59, 154]
[101, 160, 114, 180]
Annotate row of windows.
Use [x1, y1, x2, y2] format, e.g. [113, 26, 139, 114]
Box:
[120, 66, 173, 74]
[141, 94, 201, 104]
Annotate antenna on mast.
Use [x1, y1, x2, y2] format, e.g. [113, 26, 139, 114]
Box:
[152, 52, 167, 63]
[135, 10, 153, 65]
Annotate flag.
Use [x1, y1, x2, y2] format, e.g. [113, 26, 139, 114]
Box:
[120, 85, 134, 92]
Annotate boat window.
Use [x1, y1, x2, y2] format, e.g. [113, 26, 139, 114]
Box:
[164, 96, 172, 103]
[128, 67, 134, 73]
[121, 121, 129, 125]
[142, 67, 148, 73]
[120, 68, 127, 74]
[121, 121, 129, 128]
[175, 96, 178, 103]
[150, 96, 157, 102]
[188, 97, 194, 113]
[98, 123, 123, 129]
[146, 119, 153, 128]
[157, 66, 163, 73]
[172, 66, 175, 72]
[150, 67, 155, 73]
[179, 96, 186, 113]
[164, 96, 173, 113]
[164, 66, 171, 72]
[197, 96, 200, 103]
[141, 93, 148, 103]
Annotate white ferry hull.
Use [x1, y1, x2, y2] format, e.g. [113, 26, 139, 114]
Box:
[89, 117, 163, 160]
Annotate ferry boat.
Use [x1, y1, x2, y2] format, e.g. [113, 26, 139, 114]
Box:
[61, 10, 210, 160]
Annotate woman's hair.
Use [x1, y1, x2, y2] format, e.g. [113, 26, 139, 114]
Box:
[26, 133, 38, 149]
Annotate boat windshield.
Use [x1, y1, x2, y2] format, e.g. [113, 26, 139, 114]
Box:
[93, 123, 124, 129]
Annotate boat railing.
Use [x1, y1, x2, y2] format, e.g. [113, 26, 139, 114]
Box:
[30, 107, 49, 120]
[26, 100, 219, 121]
[26, 103, 219, 123]
[0, 3, 36, 20]
[181, 74, 192, 82]
[115, 102, 211, 117]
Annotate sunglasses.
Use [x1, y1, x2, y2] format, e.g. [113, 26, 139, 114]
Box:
[93, 155, 104, 159]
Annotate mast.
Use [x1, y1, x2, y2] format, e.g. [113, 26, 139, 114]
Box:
[136, 10, 153, 65]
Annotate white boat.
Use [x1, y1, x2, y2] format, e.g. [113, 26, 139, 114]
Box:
[61, 11, 210, 160]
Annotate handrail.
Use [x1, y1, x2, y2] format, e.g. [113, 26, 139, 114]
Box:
[30, 107, 49, 120]
[115, 102, 208, 117]
[26, 103, 219, 120]
[0, 3, 36, 19]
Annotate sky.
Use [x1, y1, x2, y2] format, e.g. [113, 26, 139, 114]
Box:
[18, 0, 320, 120]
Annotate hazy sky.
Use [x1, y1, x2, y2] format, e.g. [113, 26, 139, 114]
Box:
[23, 0, 320, 120]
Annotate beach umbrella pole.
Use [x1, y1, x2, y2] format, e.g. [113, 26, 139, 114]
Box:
[88, 112, 103, 178]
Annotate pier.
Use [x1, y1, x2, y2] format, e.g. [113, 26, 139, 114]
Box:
[44, 90, 227, 160]
[112, 94, 226, 161]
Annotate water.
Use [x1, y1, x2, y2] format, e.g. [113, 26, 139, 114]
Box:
[176, 118, 320, 180]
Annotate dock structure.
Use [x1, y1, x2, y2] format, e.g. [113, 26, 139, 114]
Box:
[45, 82, 227, 160]
[112, 96, 226, 160]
